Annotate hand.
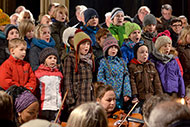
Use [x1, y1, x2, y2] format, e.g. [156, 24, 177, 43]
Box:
[132, 97, 139, 104]
[124, 96, 130, 102]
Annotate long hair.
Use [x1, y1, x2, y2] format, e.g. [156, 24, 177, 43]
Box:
[178, 25, 190, 45]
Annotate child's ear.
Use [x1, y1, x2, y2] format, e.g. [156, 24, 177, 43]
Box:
[9, 48, 14, 55]
[96, 98, 101, 103]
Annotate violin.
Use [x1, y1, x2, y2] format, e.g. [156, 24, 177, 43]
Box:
[108, 102, 144, 127]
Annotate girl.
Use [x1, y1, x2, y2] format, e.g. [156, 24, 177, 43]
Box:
[6, 85, 39, 126]
[18, 20, 35, 62]
[141, 14, 157, 54]
[97, 34, 131, 109]
[63, 30, 95, 113]
[128, 43, 163, 104]
[29, 24, 56, 71]
[121, 22, 144, 63]
[150, 31, 185, 98]
[177, 25, 190, 86]
[35, 47, 63, 121]
[81, 8, 100, 46]
[17, 9, 35, 25]
[50, 4, 69, 60]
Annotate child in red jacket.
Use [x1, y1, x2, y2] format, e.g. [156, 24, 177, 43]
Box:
[0, 38, 36, 93]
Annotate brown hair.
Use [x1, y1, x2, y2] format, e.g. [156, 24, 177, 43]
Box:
[51, 4, 69, 22]
[8, 38, 27, 50]
[95, 28, 109, 41]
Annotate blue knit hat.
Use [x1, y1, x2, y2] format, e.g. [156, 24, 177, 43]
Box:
[84, 8, 99, 23]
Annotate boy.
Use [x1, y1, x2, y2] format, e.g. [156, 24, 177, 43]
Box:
[0, 38, 36, 93]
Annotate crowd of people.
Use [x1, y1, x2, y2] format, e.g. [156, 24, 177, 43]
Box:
[0, 2, 190, 127]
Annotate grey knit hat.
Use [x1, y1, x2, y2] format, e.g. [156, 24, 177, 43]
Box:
[143, 14, 157, 27]
[39, 47, 58, 64]
[4, 24, 19, 38]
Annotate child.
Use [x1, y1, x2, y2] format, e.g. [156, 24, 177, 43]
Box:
[97, 34, 131, 109]
[29, 24, 56, 71]
[4, 24, 20, 41]
[50, 4, 69, 60]
[66, 102, 108, 127]
[128, 43, 163, 104]
[0, 38, 36, 93]
[108, 7, 127, 47]
[177, 25, 190, 87]
[17, 9, 35, 25]
[35, 47, 63, 121]
[18, 20, 35, 62]
[39, 14, 52, 26]
[62, 30, 95, 113]
[185, 85, 190, 109]
[81, 8, 100, 46]
[141, 14, 157, 54]
[10, 13, 19, 25]
[121, 22, 144, 63]
[150, 31, 185, 98]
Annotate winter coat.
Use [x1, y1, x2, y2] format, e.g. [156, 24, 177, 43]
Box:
[108, 23, 127, 47]
[150, 52, 185, 97]
[141, 31, 157, 54]
[35, 64, 63, 111]
[121, 39, 144, 63]
[81, 25, 99, 46]
[0, 31, 9, 65]
[24, 37, 33, 62]
[133, 14, 143, 28]
[177, 44, 190, 86]
[0, 55, 36, 93]
[97, 56, 131, 99]
[29, 37, 56, 71]
[63, 51, 94, 112]
[128, 58, 163, 100]
[50, 20, 68, 59]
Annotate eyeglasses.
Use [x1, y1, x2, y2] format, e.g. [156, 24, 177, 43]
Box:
[172, 24, 182, 27]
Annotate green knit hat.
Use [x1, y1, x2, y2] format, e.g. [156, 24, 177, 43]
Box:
[125, 22, 141, 39]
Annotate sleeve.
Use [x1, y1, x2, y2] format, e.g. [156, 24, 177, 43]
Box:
[128, 64, 138, 97]
[63, 56, 75, 106]
[24, 65, 37, 93]
[123, 63, 132, 97]
[97, 59, 107, 84]
[175, 57, 183, 77]
[153, 68, 163, 95]
[177, 61, 185, 97]
[29, 47, 40, 72]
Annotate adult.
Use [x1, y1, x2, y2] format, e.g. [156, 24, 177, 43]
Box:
[179, 15, 188, 28]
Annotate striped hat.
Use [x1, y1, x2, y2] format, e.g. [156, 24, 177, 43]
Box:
[110, 7, 124, 20]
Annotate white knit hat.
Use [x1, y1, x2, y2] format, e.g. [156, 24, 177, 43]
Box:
[155, 36, 172, 50]
[62, 27, 77, 47]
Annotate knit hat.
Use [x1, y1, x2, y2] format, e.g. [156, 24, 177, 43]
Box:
[125, 22, 141, 39]
[62, 27, 77, 47]
[143, 14, 157, 27]
[152, 30, 172, 43]
[0, 9, 10, 26]
[15, 90, 38, 113]
[4, 24, 19, 38]
[39, 47, 58, 64]
[103, 34, 120, 56]
[110, 7, 124, 20]
[155, 36, 172, 50]
[73, 29, 94, 72]
[84, 8, 99, 23]
[133, 43, 148, 58]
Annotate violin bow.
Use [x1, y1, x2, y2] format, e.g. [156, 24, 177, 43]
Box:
[118, 102, 139, 127]
[54, 89, 68, 123]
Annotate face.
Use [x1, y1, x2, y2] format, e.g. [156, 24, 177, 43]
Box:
[18, 101, 39, 124]
[76, 9, 82, 21]
[56, 9, 66, 22]
[129, 30, 141, 43]
[97, 34, 107, 48]
[137, 46, 148, 63]
[11, 44, 26, 60]
[159, 43, 172, 55]
[25, 26, 35, 40]
[10, 15, 18, 25]
[186, 34, 190, 44]
[161, 9, 172, 20]
[181, 18, 188, 28]
[40, 16, 52, 26]
[87, 16, 99, 26]
[106, 16, 112, 27]
[68, 37, 74, 47]
[171, 22, 182, 34]
[79, 41, 91, 55]
[97, 90, 116, 113]
[23, 12, 31, 20]
[112, 12, 124, 26]
[7, 29, 20, 40]
[145, 24, 156, 33]
[40, 27, 51, 42]
[108, 46, 118, 57]
[138, 9, 149, 22]
[44, 55, 57, 68]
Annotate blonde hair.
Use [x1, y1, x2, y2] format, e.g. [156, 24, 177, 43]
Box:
[178, 25, 190, 45]
[51, 5, 69, 22]
[8, 38, 27, 50]
[34, 24, 50, 39]
[17, 9, 35, 24]
[66, 102, 108, 127]
[18, 19, 35, 39]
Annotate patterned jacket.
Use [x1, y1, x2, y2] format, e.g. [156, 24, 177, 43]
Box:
[97, 56, 131, 99]
[63, 51, 94, 112]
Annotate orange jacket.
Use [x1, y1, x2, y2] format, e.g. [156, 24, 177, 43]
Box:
[0, 55, 36, 93]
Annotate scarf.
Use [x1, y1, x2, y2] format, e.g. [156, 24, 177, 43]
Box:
[80, 53, 93, 67]
[32, 37, 55, 49]
[124, 39, 144, 49]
